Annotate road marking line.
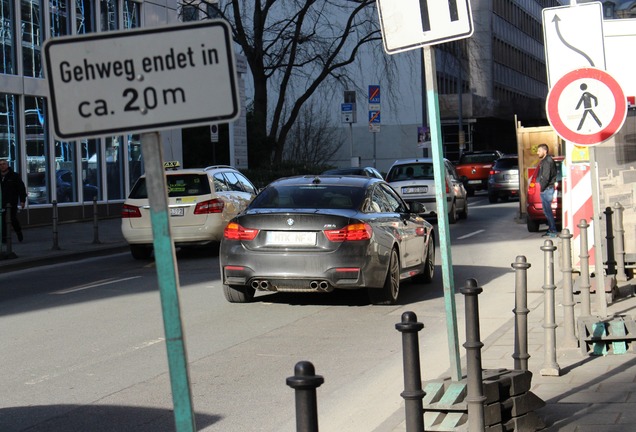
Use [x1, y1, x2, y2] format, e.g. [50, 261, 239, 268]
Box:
[25, 337, 165, 385]
[457, 229, 485, 240]
[50, 276, 141, 294]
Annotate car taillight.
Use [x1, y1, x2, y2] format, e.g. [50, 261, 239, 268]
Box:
[324, 223, 372, 242]
[223, 222, 259, 240]
[490, 169, 500, 175]
[194, 198, 224, 214]
[446, 179, 450, 194]
[528, 181, 537, 194]
[121, 204, 142, 218]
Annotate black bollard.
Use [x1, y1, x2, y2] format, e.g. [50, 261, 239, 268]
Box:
[511, 256, 531, 371]
[461, 279, 486, 432]
[286, 361, 324, 432]
[52, 200, 61, 250]
[395, 311, 425, 432]
[604, 207, 616, 276]
[92, 197, 101, 244]
[613, 202, 628, 282]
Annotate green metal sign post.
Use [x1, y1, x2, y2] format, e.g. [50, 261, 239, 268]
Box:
[141, 132, 196, 431]
[423, 46, 462, 382]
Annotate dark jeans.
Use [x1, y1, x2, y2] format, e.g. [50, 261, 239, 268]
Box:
[1, 205, 22, 241]
[540, 187, 557, 233]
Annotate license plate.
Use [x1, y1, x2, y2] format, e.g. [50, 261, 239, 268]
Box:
[468, 180, 481, 184]
[503, 174, 510, 180]
[402, 186, 427, 194]
[266, 231, 316, 245]
[170, 207, 185, 217]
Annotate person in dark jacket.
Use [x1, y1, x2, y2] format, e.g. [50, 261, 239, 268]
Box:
[535, 144, 558, 237]
[0, 159, 27, 243]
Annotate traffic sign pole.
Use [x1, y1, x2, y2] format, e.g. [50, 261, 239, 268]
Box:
[423, 46, 461, 382]
[141, 132, 196, 431]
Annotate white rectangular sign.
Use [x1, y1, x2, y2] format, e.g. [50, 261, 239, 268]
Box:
[542, 3, 605, 88]
[44, 20, 239, 139]
[377, 0, 473, 54]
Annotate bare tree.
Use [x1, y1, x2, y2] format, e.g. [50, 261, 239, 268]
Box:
[180, 0, 384, 165]
[284, 102, 344, 165]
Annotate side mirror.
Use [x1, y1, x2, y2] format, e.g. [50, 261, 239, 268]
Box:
[409, 201, 427, 214]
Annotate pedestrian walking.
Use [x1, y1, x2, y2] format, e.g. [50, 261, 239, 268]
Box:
[535, 144, 558, 237]
[0, 158, 27, 243]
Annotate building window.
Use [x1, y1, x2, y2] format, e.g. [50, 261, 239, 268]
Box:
[24, 96, 48, 203]
[0, 93, 17, 162]
[82, 138, 102, 201]
[1, 0, 16, 74]
[21, 0, 43, 78]
[123, 0, 140, 29]
[50, 0, 70, 37]
[76, 0, 95, 34]
[100, 0, 118, 31]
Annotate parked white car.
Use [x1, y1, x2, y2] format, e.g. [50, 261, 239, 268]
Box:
[121, 164, 257, 259]
[386, 158, 468, 223]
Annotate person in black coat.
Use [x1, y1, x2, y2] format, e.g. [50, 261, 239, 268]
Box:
[0, 159, 27, 243]
[535, 144, 558, 237]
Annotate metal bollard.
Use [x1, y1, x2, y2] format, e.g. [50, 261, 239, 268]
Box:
[286, 361, 324, 432]
[92, 197, 101, 244]
[613, 202, 628, 282]
[578, 219, 592, 317]
[559, 229, 578, 348]
[511, 256, 531, 371]
[604, 207, 616, 276]
[51, 200, 61, 250]
[540, 240, 560, 376]
[395, 311, 425, 432]
[461, 279, 486, 432]
[5, 203, 13, 254]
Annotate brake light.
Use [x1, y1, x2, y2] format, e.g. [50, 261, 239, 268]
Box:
[490, 169, 500, 175]
[223, 222, 259, 240]
[446, 179, 450, 194]
[416, 227, 426, 236]
[324, 223, 372, 242]
[194, 198, 224, 214]
[121, 204, 142, 218]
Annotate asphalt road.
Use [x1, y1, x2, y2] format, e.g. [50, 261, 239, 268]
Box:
[0, 195, 550, 432]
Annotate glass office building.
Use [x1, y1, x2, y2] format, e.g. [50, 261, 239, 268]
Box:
[0, 0, 180, 224]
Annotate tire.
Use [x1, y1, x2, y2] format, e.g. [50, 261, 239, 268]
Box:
[369, 248, 400, 305]
[130, 244, 152, 260]
[488, 192, 498, 203]
[526, 217, 540, 233]
[448, 200, 457, 224]
[459, 200, 468, 220]
[420, 237, 435, 284]
[223, 284, 255, 303]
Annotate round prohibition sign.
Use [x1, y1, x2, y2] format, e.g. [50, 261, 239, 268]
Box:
[546, 68, 627, 146]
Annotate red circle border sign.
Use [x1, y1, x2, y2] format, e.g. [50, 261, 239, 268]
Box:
[546, 68, 627, 146]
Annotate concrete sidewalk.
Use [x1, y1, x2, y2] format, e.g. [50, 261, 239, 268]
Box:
[381, 277, 636, 431]
[0, 217, 127, 273]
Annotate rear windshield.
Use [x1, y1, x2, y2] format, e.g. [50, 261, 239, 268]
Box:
[250, 185, 365, 210]
[493, 158, 518, 169]
[386, 163, 434, 182]
[129, 174, 211, 199]
[459, 153, 499, 164]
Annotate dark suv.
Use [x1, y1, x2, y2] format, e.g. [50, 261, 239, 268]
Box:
[454, 150, 503, 195]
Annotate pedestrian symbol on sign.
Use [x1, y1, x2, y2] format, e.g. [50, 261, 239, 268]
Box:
[576, 83, 601, 131]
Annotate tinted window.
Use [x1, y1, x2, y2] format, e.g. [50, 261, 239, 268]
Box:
[129, 174, 210, 199]
[386, 163, 434, 182]
[250, 185, 365, 210]
[222, 172, 245, 192]
[380, 184, 406, 212]
[459, 153, 499, 164]
[494, 158, 518, 169]
[213, 173, 230, 192]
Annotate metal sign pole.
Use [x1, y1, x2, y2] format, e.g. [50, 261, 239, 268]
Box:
[423, 46, 461, 381]
[140, 132, 196, 431]
[589, 147, 608, 317]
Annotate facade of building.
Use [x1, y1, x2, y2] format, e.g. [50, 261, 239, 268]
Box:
[0, 0, 184, 226]
[327, 0, 565, 172]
